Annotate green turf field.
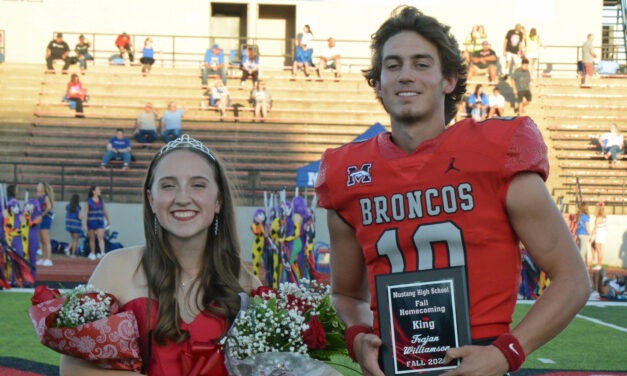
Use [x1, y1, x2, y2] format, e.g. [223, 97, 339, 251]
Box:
[1, 292, 625, 372]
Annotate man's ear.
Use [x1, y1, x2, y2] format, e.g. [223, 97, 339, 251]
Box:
[443, 75, 458, 95]
[375, 80, 382, 100]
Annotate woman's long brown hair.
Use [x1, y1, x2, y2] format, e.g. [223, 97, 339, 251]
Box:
[141, 147, 242, 345]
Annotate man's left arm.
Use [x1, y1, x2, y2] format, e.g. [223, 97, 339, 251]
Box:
[443, 172, 590, 376]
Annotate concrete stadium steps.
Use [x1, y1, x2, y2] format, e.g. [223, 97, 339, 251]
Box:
[540, 104, 627, 117]
[541, 93, 627, 106]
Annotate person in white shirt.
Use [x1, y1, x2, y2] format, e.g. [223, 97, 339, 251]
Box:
[488, 87, 505, 118]
[316, 37, 342, 79]
[600, 123, 623, 167]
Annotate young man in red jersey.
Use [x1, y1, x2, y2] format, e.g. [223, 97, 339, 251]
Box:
[315, 6, 590, 376]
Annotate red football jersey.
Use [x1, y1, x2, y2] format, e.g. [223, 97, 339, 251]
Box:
[315, 117, 549, 340]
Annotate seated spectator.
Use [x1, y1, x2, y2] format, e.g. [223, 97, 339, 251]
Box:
[74, 34, 93, 74]
[511, 58, 532, 115]
[470, 102, 485, 121]
[109, 52, 126, 65]
[46, 33, 70, 73]
[202, 44, 226, 86]
[115, 32, 133, 63]
[591, 266, 626, 299]
[100, 128, 131, 171]
[600, 124, 624, 167]
[316, 37, 342, 79]
[209, 80, 230, 120]
[66, 73, 86, 118]
[466, 84, 488, 117]
[160, 101, 184, 142]
[140, 37, 155, 75]
[463, 25, 487, 64]
[488, 87, 505, 118]
[468, 41, 497, 83]
[134, 102, 159, 143]
[250, 80, 272, 121]
[240, 47, 259, 88]
[292, 42, 313, 78]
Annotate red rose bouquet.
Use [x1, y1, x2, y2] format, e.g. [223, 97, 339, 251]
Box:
[28, 284, 142, 372]
[224, 280, 346, 375]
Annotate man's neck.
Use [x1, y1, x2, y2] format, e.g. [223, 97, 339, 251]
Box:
[389, 115, 446, 154]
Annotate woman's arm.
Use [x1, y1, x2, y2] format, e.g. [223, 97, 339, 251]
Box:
[83, 203, 89, 232]
[41, 196, 52, 216]
[102, 200, 110, 224]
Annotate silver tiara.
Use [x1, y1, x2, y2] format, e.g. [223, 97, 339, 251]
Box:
[158, 134, 216, 161]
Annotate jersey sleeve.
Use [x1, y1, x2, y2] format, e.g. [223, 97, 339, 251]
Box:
[314, 149, 334, 210]
[503, 117, 549, 181]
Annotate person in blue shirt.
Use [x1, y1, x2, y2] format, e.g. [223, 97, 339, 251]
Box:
[466, 84, 489, 118]
[99, 128, 132, 171]
[575, 205, 591, 267]
[202, 44, 226, 86]
[292, 41, 313, 77]
[160, 101, 185, 141]
[240, 47, 259, 88]
[140, 37, 155, 75]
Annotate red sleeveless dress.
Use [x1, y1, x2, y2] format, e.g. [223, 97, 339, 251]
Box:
[121, 297, 229, 376]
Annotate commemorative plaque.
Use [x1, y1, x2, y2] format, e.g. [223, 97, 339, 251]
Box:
[375, 267, 471, 375]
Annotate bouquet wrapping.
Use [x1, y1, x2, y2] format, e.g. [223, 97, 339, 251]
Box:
[28, 285, 142, 372]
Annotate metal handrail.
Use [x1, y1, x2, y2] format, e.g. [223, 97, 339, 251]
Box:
[52, 31, 371, 70]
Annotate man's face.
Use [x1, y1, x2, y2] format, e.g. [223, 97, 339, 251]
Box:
[56, 37, 63, 43]
[116, 131, 124, 140]
[328, 38, 335, 48]
[375, 31, 456, 125]
[169, 103, 177, 111]
[522, 63, 529, 71]
[145, 105, 152, 113]
[212, 48, 220, 55]
[482, 43, 489, 51]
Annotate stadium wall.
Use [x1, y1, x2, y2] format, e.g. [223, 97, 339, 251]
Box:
[48, 202, 627, 268]
[0, 0, 602, 67]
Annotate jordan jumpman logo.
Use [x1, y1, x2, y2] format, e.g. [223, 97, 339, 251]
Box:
[445, 157, 460, 173]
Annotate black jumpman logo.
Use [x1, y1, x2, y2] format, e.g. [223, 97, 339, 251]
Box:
[445, 157, 460, 173]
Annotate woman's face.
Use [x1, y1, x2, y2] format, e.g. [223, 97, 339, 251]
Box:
[148, 150, 221, 243]
[93, 186, 101, 197]
[37, 183, 44, 197]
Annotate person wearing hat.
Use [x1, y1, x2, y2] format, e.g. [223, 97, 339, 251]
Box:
[202, 43, 226, 86]
[134, 102, 159, 143]
[45, 33, 70, 73]
[75, 34, 93, 73]
[503, 23, 525, 75]
[115, 32, 134, 63]
[468, 40, 498, 83]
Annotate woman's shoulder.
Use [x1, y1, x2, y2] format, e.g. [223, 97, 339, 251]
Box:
[89, 246, 146, 302]
[238, 264, 262, 294]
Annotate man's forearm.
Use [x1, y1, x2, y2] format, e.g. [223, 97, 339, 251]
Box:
[331, 292, 374, 327]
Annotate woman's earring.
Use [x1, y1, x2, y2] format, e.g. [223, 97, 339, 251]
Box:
[154, 216, 158, 234]
[214, 216, 219, 236]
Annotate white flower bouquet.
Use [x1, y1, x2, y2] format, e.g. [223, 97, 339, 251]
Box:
[224, 280, 346, 376]
[28, 284, 142, 372]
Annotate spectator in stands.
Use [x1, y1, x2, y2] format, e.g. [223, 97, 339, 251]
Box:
[240, 47, 259, 88]
[45, 33, 70, 73]
[601, 123, 624, 167]
[488, 87, 505, 118]
[115, 32, 133, 63]
[316, 37, 342, 79]
[525, 28, 541, 81]
[202, 44, 227, 86]
[581, 34, 597, 88]
[511, 58, 532, 115]
[134, 102, 159, 143]
[209, 80, 230, 120]
[468, 41, 497, 83]
[575, 204, 591, 267]
[66, 73, 86, 118]
[36, 182, 54, 267]
[463, 25, 487, 64]
[503, 23, 524, 75]
[292, 41, 313, 78]
[100, 128, 132, 171]
[83, 185, 109, 260]
[301, 24, 313, 46]
[250, 80, 272, 121]
[64, 193, 82, 258]
[160, 101, 185, 141]
[466, 84, 488, 118]
[74, 34, 92, 74]
[140, 37, 155, 75]
[590, 202, 606, 267]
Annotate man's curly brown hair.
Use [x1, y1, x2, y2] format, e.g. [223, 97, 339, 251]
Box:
[363, 6, 467, 125]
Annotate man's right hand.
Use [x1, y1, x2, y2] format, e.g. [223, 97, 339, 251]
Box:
[355, 332, 385, 376]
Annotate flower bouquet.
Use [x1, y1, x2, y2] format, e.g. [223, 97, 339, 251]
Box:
[28, 284, 142, 372]
[224, 280, 346, 376]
